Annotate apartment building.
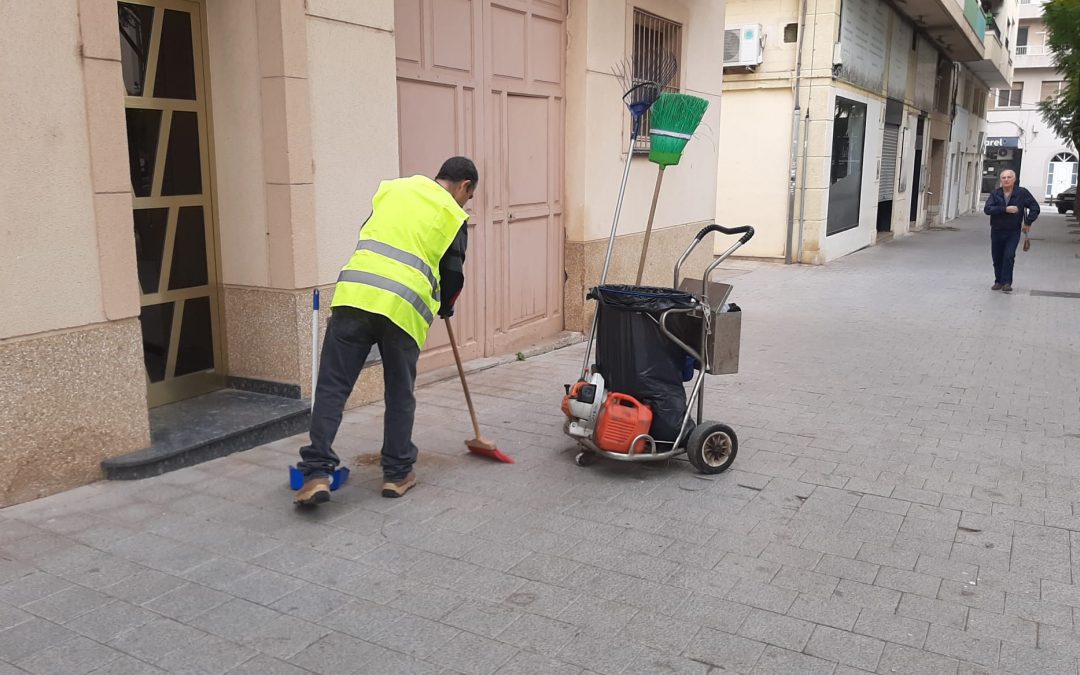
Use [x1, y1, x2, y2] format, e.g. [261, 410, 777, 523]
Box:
[718, 0, 1017, 263]
[984, 0, 1077, 202]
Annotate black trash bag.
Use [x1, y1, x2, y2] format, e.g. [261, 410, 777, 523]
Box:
[590, 285, 698, 442]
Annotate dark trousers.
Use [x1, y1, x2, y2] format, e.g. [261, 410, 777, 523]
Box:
[298, 307, 420, 481]
[991, 228, 1022, 285]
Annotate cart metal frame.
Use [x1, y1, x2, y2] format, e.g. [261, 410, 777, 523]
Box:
[573, 224, 755, 468]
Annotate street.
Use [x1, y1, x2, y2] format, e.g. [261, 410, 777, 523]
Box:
[2, 210, 1080, 674]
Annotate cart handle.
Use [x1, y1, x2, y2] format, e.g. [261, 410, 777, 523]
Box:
[674, 224, 756, 289]
[695, 224, 755, 243]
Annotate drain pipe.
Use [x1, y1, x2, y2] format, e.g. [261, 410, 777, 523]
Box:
[784, 0, 810, 264]
[797, 108, 810, 263]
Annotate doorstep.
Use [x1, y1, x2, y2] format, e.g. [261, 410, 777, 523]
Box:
[102, 389, 310, 480]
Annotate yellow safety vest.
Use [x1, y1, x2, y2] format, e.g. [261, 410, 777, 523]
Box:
[332, 175, 467, 347]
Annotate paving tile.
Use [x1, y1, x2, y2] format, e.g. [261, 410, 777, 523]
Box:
[999, 643, 1078, 675]
[286, 631, 381, 674]
[107, 617, 205, 664]
[682, 628, 766, 675]
[787, 593, 863, 631]
[611, 578, 690, 617]
[914, 555, 978, 584]
[938, 579, 1006, 613]
[750, 646, 835, 675]
[320, 598, 406, 639]
[877, 643, 959, 675]
[771, 566, 839, 598]
[874, 567, 942, 599]
[14, 635, 122, 675]
[896, 593, 968, 630]
[0, 573, 72, 607]
[725, 579, 797, 615]
[556, 632, 651, 675]
[508, 553, 581, 585]
[463, 540, 532, 572]
[86, 654, 166, 674]
[923, 624, 1001, 668]
[269, 586, 353, 623]
[63, 602, 158, 643]
[141, 583, 230, 623]
[965, 608, 1037, 647]
[1003, 592, 1074, 629]
[735, 608, 814, 652]
[805, 625, 884, 671]
[497, 613, 578, 657]
[495, 651, 582, 675]
[228, 654, 315, 674]
[852, 608, 928, 648]
[556, 595, 639, 636]
[816, 554, 879, 584]
[154, 635, 255, 674]
[367, 612, 460, 658]
[856, 543, 918, 571]
[443, 599, 523, 639]
[428, 631, 518, 674]
[0, 618, 77, 663]
[1035, 623, 1080, 657]
[832, 580, 901, 612]
[22, 586, 112, 624]
[99, 568, 186, 605]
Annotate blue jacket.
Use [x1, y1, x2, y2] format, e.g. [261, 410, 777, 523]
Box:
[983, 186, 1040, 230]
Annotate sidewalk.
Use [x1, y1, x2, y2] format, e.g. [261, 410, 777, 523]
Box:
[2, 212, 1080, 674]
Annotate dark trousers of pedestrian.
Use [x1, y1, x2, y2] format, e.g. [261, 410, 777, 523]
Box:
[990, 228, 1021, 286]
[298, 306, 419, 482]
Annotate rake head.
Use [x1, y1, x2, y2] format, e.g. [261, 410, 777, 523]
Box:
[613, 50, 678, 119]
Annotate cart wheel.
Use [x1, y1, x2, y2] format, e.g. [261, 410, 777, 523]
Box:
[574, 451, 595, 467]
[686, 422, 738, 474]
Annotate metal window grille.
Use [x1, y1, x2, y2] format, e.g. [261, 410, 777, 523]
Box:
[632, 9, 682, 153]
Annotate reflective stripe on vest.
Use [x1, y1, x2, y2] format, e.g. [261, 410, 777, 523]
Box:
[336, 269, 435, 325]
[355, 239, 440, 302]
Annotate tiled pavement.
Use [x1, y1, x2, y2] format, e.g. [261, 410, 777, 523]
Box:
[3, 211, 1080, 674]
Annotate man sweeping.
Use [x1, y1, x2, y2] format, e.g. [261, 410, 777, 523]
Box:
[294, 157, 477, 506]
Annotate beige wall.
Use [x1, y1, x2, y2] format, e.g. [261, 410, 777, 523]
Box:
[564, 0, 724, 248]
[0, 0, 142, 339]
[0, 0, 149, 505]
[716, 88, 793, 258]
[207, 0, 270, 288]
[306, 3, 400, 286]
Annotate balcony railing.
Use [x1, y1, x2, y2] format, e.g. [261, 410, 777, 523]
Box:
[964, 0, 987, 40]
[1015, 45, 1048, 56]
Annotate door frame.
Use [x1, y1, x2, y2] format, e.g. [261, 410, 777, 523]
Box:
[120, 0, 227, 407]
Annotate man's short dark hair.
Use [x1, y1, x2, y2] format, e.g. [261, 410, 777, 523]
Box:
[436, 156, 478, 186]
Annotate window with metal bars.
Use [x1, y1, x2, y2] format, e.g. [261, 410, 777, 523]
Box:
[632, 8, 682, 153]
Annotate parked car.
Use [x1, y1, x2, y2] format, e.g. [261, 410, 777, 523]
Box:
[1054, 186, 1076, 214]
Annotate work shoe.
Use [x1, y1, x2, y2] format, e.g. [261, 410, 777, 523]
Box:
[294, 477, 330, 506]
[1002, 284, 1013, 293]
[991, 283, 1003, 290]
[381, 472, 416, 498]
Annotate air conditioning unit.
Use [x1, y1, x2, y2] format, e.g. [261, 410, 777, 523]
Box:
[723, 24, 764, 68]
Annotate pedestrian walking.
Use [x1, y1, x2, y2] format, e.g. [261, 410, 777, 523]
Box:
[983, 169, 1040, 293]
[294, 157, 477, 506]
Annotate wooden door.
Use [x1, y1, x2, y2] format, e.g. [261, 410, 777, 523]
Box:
[395, 0, 564, 369]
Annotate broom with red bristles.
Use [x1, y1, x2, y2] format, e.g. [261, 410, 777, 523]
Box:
[444, 317, 514, 464]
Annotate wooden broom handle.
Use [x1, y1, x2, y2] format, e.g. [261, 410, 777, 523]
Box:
[444, 317, 483, 439]
[636, 167, 666, 285]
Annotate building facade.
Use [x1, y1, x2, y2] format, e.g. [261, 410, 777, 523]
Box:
[0, 0, 725, 506]
[718, 0, 1016, 263]
[984, 0, 1078, 203]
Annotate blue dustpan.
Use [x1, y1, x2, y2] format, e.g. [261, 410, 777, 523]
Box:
[289, 465, 350, 491]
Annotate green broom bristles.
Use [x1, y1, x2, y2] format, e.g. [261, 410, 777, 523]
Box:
[648, 93, 709, 168]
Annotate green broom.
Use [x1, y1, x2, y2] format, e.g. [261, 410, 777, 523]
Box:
[635, 93, 710, 285]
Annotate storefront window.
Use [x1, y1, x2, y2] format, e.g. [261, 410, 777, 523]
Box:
[827, 97, 867, 236]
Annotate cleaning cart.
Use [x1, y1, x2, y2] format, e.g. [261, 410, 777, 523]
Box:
[562, 224, 754, 474]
